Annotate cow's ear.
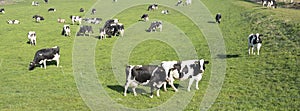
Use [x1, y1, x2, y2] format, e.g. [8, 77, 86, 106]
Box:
[204, 61, 209, 64]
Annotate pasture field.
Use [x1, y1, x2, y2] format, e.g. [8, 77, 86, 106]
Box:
[0, 0, 299, 110]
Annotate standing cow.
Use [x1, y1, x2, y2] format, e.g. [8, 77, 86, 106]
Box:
[215, 13, 222, 24]
[124, 65, 180, 98]
[161, 59, 209, 92]
[141, 14, 149, 22]
[147, 21, 162, 32]
[0, 8, 5, 14]
[148, 4, 158, 11]
[28, 46, 60, 70]
[28, 31, 36, 45]
[248, 33, 263, 55]
[70, 15, 82, 25]
[61, 25, 71, 36]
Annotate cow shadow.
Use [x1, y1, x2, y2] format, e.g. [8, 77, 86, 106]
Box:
[107, 85, 147, 95]
[217, 54, 240, 59]
[207, 21, 216, 24]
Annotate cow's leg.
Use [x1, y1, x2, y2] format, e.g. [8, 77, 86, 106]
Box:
[124, 82, 130, 96]
[132, 83, 138, 96]
[195, 75, 203, 90]
[248, 46, 251, 55]
[257, 43, 262, 55]
[150, 86, 154, 98]
[187, 78, 195, 92]
[156, 88, 160, 97]
[43, 60, 47, 69]
[169, 80, 178, 92]
[163, 82, 167, 91]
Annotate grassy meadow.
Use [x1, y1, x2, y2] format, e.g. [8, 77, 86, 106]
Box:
[0, 0, 299, 110]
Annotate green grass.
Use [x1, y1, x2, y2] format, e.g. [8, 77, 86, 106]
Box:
[0, 0, 299, 110]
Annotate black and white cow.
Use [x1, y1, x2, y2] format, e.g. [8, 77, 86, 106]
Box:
[61, 25, 71, 36]
[28, 31, 36, 45]
[263, 0, 277, 8]
[77, 25, 93, 36]
[48, 8, 56, 12]
[28, 46, 60, 70]
[124, 65, 179, 98]
[91, 8, 96, 15]
[70, 15, 82, 25]
[83, 18, 102, 24]
[161, 10, 169, 14]
[0, 8, 5, 14]
[215, 13, 222, 24]
[141, 14, 149, 21]
[248, 33, 263, 55]
[32, 15, 45, 22]
[161, 59, 209, 92]
[102, 19, 124, 37]
[99, 28, 106, 40]
[147, 21, 162, 32]
[79, 8, 84, 12]
[7, 20, 20, 24]
[148, 4, 158, 11]
[176, 0, 183, 6]
[32, 1, 39, 6]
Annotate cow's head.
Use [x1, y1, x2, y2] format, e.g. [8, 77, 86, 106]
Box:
[198, 59, 209, 73]
[28, 62, 36, 70]
[255, 33, 263, 43]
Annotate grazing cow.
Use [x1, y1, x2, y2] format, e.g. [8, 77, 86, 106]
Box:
[147, 21, 162, 32]
[70, 15, 82, 25]
[57, 18, 65, 23]
[99, 28, 106, 40]
[61, 25, 71, 36]
[215, 13, 222, 24]
[91, 8, 96, 14]
[248, 33, 263, 55]
[0, 8, 5, 14]
[82, 18, 102, 24]
[124, 65, 179, 98]
[79, 8, 84, 12]
[32, 15, 45, 22]
[148, 4, 158, 11]
[176, 0, 183, 6]
[48, 8, 56, 12]
[141, 14, 149, 21]
[161, 59, 209, 92]
[102, 19, 124, 37]
[161, 10, 169, 14]
[77, 25, 93, 36]
[28, 31, 36, 46]
[28, 46, 60, 70]
[32, 1, 39, 6]
[7, 20, 20, 24]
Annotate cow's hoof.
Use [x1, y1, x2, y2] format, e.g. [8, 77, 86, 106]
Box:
[150, 95, 153, 98]
[174, 89, 178, 92]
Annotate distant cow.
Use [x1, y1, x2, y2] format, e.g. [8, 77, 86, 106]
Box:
[61, 25, 71, 36]
[141, 14, 149, 21]
[32, 15, 45, 22]
[161, 59, 209, 92]
[185, 0, 192, 5]
[148, 4, 158, 11]
[161, 10, 169, 14]
[83, 18, 102, 24]
[7, 20, 20, 24]
[248, 33, 263, 55]
[28, 31, 36, 45]
[102, 19, 124, 37]
[124, 65, 176, 98]
[70, 15, 82, 25]
[44, 0, 48, 3]
[29, 46, 60, 70]
[57, 18, 65, 23]
[99, 28, 106, 40]
[77, 25, 93, 36]
[48, 8, 56, 12]
[79, 8, 84, 12]
[215, 13, 222, 24]
[32, 1, 39, 6]
[91, 8, 96, 14]
[176, 0, 183, 6]
[0, 8, 5, 14]
[147, 21, 162, 32]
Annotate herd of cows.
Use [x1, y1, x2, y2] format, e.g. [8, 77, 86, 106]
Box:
[0, 0, 266, 98]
